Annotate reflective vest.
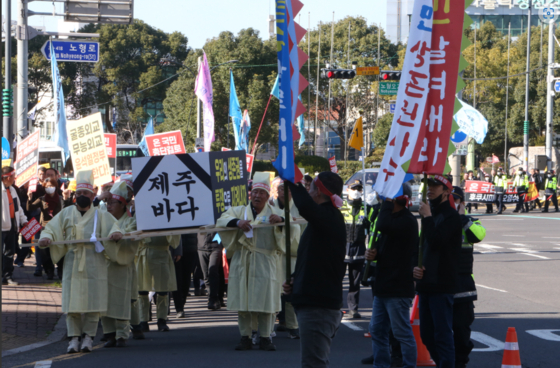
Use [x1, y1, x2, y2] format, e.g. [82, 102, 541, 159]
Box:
[493, 174, 507, 188]
[545, 176, 558, 191]
[513, 174, 529, 188]
[455, 214, 486, 302]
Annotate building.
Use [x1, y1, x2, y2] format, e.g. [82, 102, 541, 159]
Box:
[386, 0, 552, 44]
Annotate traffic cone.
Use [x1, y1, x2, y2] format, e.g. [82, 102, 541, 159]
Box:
[410, 295, 436, 366]
[501, 327, 522, 368]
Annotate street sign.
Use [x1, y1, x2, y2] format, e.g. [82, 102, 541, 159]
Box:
[64, 0, 134, 25]
[389, 103, 396, 114]
[41, 40, 99, 63]
[356, 66, 379, 76]
[379, 81, 399, 96]
[555, 81, 560, 93]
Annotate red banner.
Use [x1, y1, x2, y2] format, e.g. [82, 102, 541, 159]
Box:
[464, 180, 538, 203]
[328, 156, 338, 173]
[20, 218, 42, 241]
[14, 131, 40, 187]
[145, 131, 186, 156]
[408, 1, 465, 174]
[104, 133, 117, 179]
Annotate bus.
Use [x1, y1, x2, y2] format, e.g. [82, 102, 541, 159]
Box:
[116, 144, 144, 175]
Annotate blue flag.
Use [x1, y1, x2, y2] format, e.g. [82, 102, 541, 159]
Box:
[297, 95, 305, 147]
[138, 117, 154, 156]
[271, 75, 280, 99]
[229, 71, 243, 150]
[50, 42, 70, 166]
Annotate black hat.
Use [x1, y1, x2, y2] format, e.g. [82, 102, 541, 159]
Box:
[348, 179, 363, 191]
[451, 186, 464, 201]
[427, 175, 452, 189]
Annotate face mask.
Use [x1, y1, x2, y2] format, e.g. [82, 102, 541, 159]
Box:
[45, 187, 56, 195]
[430, 193, 444, 207]
[455, 201, 460, 210]
[76, 195, 91, 208]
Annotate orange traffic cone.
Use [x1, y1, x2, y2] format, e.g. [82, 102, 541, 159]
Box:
[410, 295, 436, 366]
[501, 327, 522, 368]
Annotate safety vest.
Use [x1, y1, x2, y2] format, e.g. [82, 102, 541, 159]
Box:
[455, 215, 486, 301]
[365, 208, 379, 268]
[545, 176, 558, 191]
[513, 174, 529, 188]
[493, 174, 507, 187]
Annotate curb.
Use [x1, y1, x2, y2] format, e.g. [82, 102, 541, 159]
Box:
[1, 314, 66, 358]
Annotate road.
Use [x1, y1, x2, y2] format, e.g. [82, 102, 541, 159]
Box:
[2, 209, 559, 368]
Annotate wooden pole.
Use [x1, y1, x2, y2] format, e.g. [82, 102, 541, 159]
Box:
[284, 180, 292, 283]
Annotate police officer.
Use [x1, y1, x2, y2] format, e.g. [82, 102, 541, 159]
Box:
[542, 169, 559, 213]
[493, 167, 507, 214]
[513, 167, 529, 213]
[483, 174, 493, 214]
[451, 187, 486, 368]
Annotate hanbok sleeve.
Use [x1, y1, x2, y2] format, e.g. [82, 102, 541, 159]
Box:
[104, 216, 139, 266]
[40, 208, 69, 264]
[98, 210, 123, 263]
[216, 206, 244, 258]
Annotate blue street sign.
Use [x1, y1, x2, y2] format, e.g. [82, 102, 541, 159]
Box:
[2, 137, 10, 159]
[390, 103, 396, 114]
[41, 40, 99, 63]
[555, 81, 560, 93]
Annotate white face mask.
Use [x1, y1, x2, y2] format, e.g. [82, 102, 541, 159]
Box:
[45, 187, 56, 194]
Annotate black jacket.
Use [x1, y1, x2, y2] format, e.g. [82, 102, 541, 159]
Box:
[287, 181, 346, 310]
[197, 232, 222, 252]
[373, 201, 418, 298]
[181, 233, 198, 253]
[345, 198, 369, 263]
[415, 200, 462, 295]
[455, 215, 481, 302]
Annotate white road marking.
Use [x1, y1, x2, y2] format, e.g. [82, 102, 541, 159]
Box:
[509, 248, 538, 253]
[34, 362, 52, 368]
[511, 243, 528, 247]
[554, 247, 560, 250]
[502, 235, 525, 237]
[520, 253, 550, 259]
[341, 320, 364, 331]
[526, 330, 560, 342]
[541, 237, 559, 239]
[477, 284, 507, 293]
[477, 244, 503, 249]
[471, 332, 504, 352]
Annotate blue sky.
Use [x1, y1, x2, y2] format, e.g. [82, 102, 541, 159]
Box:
[14, 0, 387, 48]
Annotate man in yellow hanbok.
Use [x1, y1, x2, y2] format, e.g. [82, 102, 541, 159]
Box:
[39, 170, 123, 354]
[217, 172, 299, 351]
[101, 181, 141, 347]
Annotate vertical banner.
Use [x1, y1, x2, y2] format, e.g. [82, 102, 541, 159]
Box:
[407, 0, 465, 174]
[221, 147, 255, 175]
[329, 156, 338, 173]
[145, 130, 187, 156]
[67, 113, 112, 186]
[14, 131, 40, 187]
[373, 0, 434, 198]
[105, 133, 117, 179]
[195, 52, 215, 152]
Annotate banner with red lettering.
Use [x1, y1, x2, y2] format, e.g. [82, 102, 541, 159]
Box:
[329, 156, 338, 173]
[14, 131, 40, 187]
[105, 133, 117, 179]
[145, 131, 186, 156]
[464, 180, 538, 203]
[20, 218, 42, 241]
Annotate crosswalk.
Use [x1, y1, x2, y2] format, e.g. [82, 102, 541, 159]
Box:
[474, 242, 558, 260]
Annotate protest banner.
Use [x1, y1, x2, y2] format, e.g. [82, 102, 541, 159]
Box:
[20, 218, 42, 241]
[464, 180, 538, 204]
[132, 150, 247, 231]
[104, 133, 117, 179]
[329, 156, 338, 173]
[145, 130, 186, 156]
[67, 113, 112, 186]
[14, 131, 40, 187]
[221, 147, 254, 174]
[29, 178, 38, 193]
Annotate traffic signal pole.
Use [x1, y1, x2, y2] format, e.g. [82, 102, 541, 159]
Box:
[17, 0, 29, 142]
[3, 0, 14, 157]
[545, 23, 555, 172]
[523, 2, 532, 171]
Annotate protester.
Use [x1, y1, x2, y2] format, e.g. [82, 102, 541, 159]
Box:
[283, 172, 346, 368]
[2, 167, 28, 285]
[303, 175, 313, 192]
[414, 175, 462, 368]
[493, 167, 507, 214]
[483, 174, 493, 213]
[14, 181, 33, 267]
[542, 169, 559, 212]
[365, 182, 418, 368]
[530, 169, 542, 210]
[217, 172, 297, 352]
[38, 170, 124, 354]
[173, 234, 199, 316]
[197, 232, 226, 311]
[512, 167, 529, 213]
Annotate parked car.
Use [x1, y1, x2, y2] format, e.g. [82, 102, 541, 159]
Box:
[342, 168, 379, 200]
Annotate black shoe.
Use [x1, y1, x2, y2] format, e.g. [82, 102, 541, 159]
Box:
[513, 209, 519, 213]
[276, 322, 287, 332]
[103, 333, 116, 348]
[235, 336, 252, 351]
[15, 262, 24, 268]
[157, 318, 170, 332]
[194, 289, 201, 296]
[131, 325, 145, 340]
[542, 209, 549, 213]
[207, 301, 221, 310]
[139, 321, 150, 333]
[361, 355, 374, 365]
[259, 337, 276, 351]
[33, 270, 42, 277]
[220, 300, 226, 307]
[497, 211, 502, 214]
[288, 329, 300, 339]
[46, 270, 54, 280]
[116, 338, 126, 348]
[344, 312, 361, 319]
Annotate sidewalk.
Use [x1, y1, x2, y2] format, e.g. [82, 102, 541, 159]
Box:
[1, 251, 64, 353]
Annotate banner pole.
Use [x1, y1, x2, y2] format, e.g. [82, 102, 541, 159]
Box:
[418, 173, 428, 267]
[251, 93, 273, 156]
[284, 180, 292, 283]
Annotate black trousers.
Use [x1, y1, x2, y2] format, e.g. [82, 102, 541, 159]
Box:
[198, 248, 225, 305]
[453, 301, 475, 365]
[495, 193, 504, 213]
[485, 203, 493, 213]
[2, 224, 18, 280]
[544, 193, 559, 211]
[515, 194, 529, 212]
[345, 262, 363, 313]
[172, 251, 198, 312]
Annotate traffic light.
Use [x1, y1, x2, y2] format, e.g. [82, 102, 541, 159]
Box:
[2, 89, 13, 117]
[381, 71, 402, 81]
[321, 69, 356, 80]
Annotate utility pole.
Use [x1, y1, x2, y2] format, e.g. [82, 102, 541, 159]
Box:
[3, 0, 14, 156]
[505, 23, 511, 174]
[197, 56, 201, 139]
[344, 21, 350, 163]
[17, 0, 29, 142]
[307, 12, 311, 155]
[545, 23, 555, 172]
[326, 12, 334, 159]
[523, 2, 532, 172]
[314, 22, 321, 156]
[451, 71, 464, 186]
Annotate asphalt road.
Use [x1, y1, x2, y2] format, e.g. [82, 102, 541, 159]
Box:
[2, 208, 559, 368]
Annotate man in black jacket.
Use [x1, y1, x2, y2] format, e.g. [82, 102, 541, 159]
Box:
[365, 182, 418, 368]
[283, 172, 346, 368]
[197, 232, 225, 311]
[414, 175, 462, 368]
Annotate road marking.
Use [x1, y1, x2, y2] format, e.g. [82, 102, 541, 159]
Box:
[520, 253, 550, 259]
[341, 320, 365, 331]
[34, 362, 52, 368]
[542, 237, 559, 239]
[477, 244, 503, 249]
[509, 248, 538, 252]
[471, 332, 504, 352]
[502, 235, 525, 237]
[554, 247, 560, 250]
[526, 330, 560, 342]
[478, 284, 507, 293]
[511, 243, 528, 247]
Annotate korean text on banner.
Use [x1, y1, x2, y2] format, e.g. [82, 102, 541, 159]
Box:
[373, 0, 433, 199]
[67, 113, 112, 186]
[221, 147, 254, 175]
[20, 218, 42, 241]
[195, 52, 215, 152]
[14, 131, 40, 187]
[407, 0, 465, 174]
[145, 130, 186, 157]
[329, 156, 338, 173]
[104, 133, 117, 178]
[464, 180, 538, 204]
[132, 150, 247, 231]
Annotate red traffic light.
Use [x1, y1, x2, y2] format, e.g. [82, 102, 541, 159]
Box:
[382, 73, 389, 80]
[381, 71, 402, 81]
[327, 71, 334, 78]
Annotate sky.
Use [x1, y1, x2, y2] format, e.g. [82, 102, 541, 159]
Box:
[11, 0, 387, 49]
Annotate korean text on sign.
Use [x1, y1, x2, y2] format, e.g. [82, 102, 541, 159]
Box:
[145, 130, 186, 157]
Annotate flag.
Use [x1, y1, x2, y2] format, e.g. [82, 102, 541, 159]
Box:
[229, 71, 243, 150]
[525, 183, 539, 202]
[138, 117, 154, 157]
[348, 117, 363, 151]
[492, 154, 500, 163]
[50, 41, 70, 166]
[453, 100, 488, 144]
[195, 52, 215, 152]
[240, 110, 251, 151]
[297, 95, 306, 147]
[112, 107, 118, 130]
[271, 75, 280, 99]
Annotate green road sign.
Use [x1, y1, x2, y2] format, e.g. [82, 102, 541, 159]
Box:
[379, 81, 399, 96]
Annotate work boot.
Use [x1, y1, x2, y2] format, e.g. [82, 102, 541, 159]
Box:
[259, 337, 277, 351]
[139, 321, 150, 333]
[67, 337, 80, 354]
[361, 355, 374, 365]
[157, 318, 170, 332]
[116, 338, 127, 348]
[103, 333, 117, 348]
[81, 334, 93, 352]
[234, 336, 252, 351]
[131, 325, 145, 340]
